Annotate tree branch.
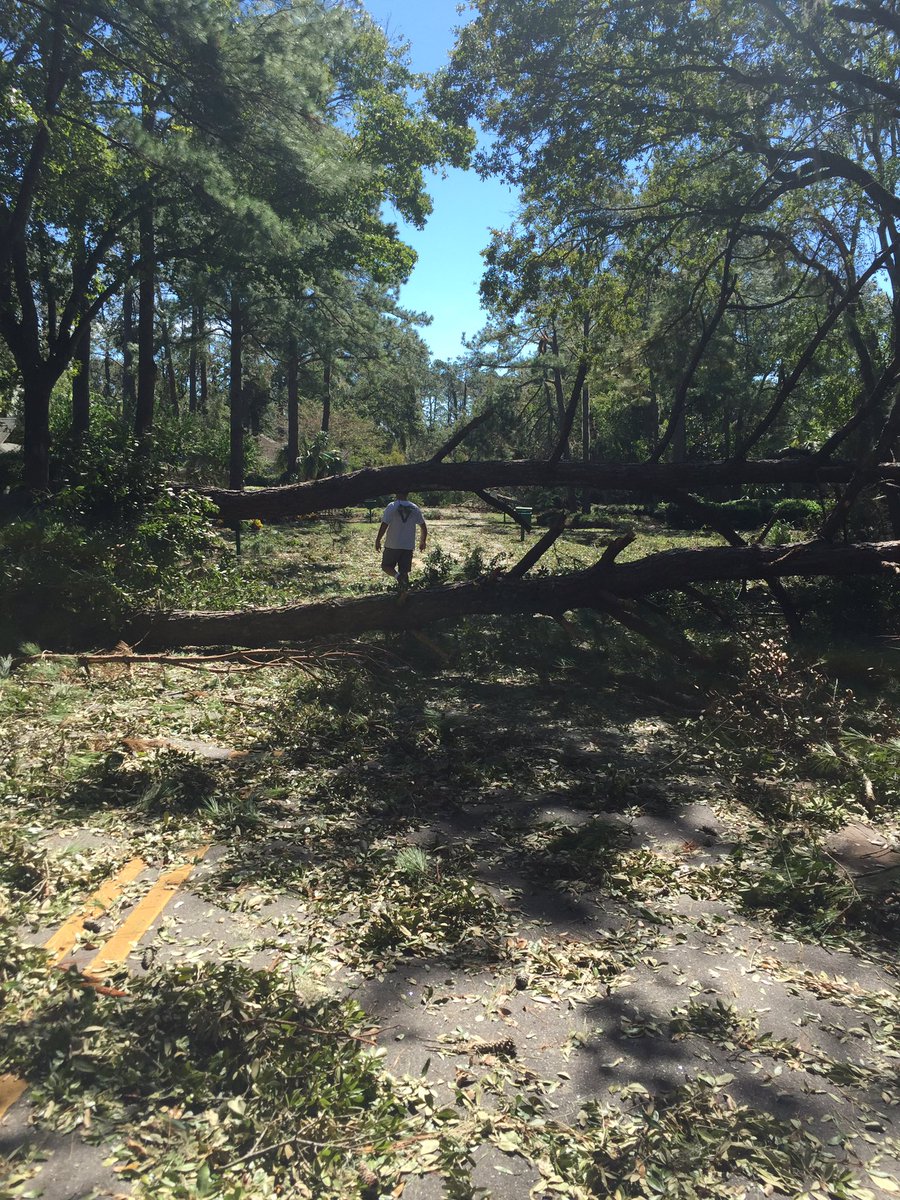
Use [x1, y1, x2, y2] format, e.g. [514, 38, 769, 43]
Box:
[652, 236, 737, 463]
[734, 249, 892, 459]
[122, 539, 900, 653]
[429, 408, 493, 463]
[506, 516, 568, 579]
[474, 488, 530, 528]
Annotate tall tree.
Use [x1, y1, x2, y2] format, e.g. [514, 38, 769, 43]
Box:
[1, 0, 471, 489]
[441, 0, 900, 491]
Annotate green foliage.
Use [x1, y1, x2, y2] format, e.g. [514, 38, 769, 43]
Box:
[417, 544, 506, 587]
[417, 545, 457, 587]
[0, 417, 220, 652]
[541, 817, 632, 880]
[662, 498, 772, 531]
[0, 445, 22, 492]
[1, 959, 404, 1198]
[443, 0, 899, 467]
[772, 498, 823, 529]
[841, 731, 900, 808]
[393, 845, 431, 879]
[730, 835, 863, 937]
[285, 432, 345, 482]
[0, 485, 216, 650]
[574, 1075, 866, 1198]
[360, 872, 500, 958]
[702, 639, 850, 760]
[459, 545, 504, 579]
[0, 827, 48, 905]
[180, 417, 262, 488]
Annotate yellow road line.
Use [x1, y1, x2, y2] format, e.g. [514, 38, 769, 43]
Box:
[43, 856, 148, 965]
[84, 847, 210, 976]
[0, 1075, 27, 1122]
[1, 847, 209, 1124]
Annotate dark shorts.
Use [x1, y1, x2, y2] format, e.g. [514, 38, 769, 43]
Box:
[381, 547, 413, 575]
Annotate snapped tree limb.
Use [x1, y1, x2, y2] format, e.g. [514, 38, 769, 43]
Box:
[198, 458, 900, 523]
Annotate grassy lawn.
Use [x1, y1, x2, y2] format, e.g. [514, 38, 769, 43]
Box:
[219, 506, 718, 607]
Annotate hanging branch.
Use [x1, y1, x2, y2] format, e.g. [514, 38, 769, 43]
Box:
[651, 236, 738, 463]
[474, 488, 530, 528]
[659, 489, 801, 636]
[820, 389, 900, 540]
[506, 516, 569, 579]
[734, 250, 893, 460]
[815, 353, 900, 460]
[428, 408, 494, 464]
[547, 356, 590, 465]
[589, 587, 714, 668]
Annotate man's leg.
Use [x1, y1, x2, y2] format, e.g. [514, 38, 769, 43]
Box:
[381, 548, 399, 582]
[396, 550, 413, 592]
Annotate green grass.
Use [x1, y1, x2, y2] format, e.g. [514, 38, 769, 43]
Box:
[206, 507, 717, 608]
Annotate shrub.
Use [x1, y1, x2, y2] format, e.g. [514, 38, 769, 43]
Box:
[662, 497, 772, 531]
[771, 498, 822, 528]
[280, 431, 344, 482]
[417, 545, 456, 587]
[0, 446, 22, 492]
[459, 545, 505, 579]
[0, 486, 217, 650]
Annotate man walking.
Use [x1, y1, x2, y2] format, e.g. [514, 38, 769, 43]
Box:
[375, 491, 427, 594]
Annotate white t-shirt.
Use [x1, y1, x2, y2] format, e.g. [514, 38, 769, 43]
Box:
[381, 500, 425, 550]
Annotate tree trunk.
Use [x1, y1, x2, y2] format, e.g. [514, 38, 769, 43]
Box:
[229, 289, 244, 491]
[199, 305, 208, 414]
[672, 407, 687, 462]
[581, 382, 590, 461]
[885, 482, 900, 538]
[162, 317, 179, 416]
[134, 199, 156, 437]
[22, 372, 54, 491]
[321, 358, 331, 434]
[286, 339, 299, 474]
[134, 85, 156, 439]
[125, 538, 900, 651]
[71, 314, 90, 438]
[188, 306, 198, 414]
[122, 283, 135, 420]
[198, 456, 900, 523]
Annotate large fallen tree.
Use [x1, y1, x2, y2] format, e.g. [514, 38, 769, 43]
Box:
[127, 538, 900, 652]
[200, 457, 900, 523]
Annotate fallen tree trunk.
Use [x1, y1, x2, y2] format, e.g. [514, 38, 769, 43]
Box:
[127, 538, 900, 651]
[199, 458, 900, 522]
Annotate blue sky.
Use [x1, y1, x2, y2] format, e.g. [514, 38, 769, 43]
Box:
[363, 0, 520, 362]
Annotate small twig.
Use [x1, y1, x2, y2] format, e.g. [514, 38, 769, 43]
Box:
[660, 716, 735, 769]
[270, 1018, 378, 1046]
[26, 647, 371, 676]
[410, 631, 451, 662]
[592, 588, 715, 669]
[223, 1128, 371, 1169]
